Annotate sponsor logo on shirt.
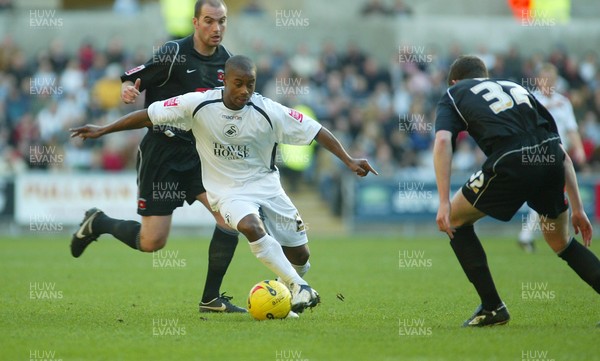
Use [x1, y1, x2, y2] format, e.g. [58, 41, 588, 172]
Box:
[125, 65, 145, 75]
[288, 108, 303, 123]
[213, 143, 250, 160]
[217, 69, 225, 82]
[163, 97, 180, 107]
[223, 124, 239, 138]
[222, 114, 242, 121]
[138, 198, 147, 210]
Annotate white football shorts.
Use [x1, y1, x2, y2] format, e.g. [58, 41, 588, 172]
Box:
[218, 193, 308, 247]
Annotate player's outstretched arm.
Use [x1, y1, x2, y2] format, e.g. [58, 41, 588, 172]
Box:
[69, 109, 152, 140]
[314, 127, 378, 177]
[561, 144, 593, 246]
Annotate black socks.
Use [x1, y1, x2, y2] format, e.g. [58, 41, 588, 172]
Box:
[450, 225, 503, 311]
[201, 225, 239, 303]
[558, 238, 600, 293]
[92, 213, 141, 250]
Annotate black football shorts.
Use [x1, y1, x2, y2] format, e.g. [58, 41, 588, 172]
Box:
[136, 133, 205, 216]
[461, 137, 568, 221]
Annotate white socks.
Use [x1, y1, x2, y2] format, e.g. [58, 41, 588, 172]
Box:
[249, 235, 306, 286]
[292, 261, 310, 278]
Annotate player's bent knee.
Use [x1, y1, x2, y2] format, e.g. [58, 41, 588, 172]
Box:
[283, 245, 310, 265]
[138, 236, 167, 252]
[236, 217, 266, 241]
[294, 252, 310, 266]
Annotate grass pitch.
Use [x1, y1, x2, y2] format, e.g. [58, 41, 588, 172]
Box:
[1, 232, 599, 361]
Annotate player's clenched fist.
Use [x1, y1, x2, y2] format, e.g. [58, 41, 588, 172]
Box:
[121, 78, 141, 104]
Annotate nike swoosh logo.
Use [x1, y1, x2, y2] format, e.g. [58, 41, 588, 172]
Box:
[468, 316, 486, 325]
[201, 304, 227, 311]
[75, 215, 95, 239]
[186, 69, 197, 73]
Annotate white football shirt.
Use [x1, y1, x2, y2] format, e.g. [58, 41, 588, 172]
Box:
[533, 90, 578, 148]
[148, 89, 322, 206]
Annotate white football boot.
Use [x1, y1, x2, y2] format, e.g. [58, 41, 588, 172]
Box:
[290, 283, 320, 313]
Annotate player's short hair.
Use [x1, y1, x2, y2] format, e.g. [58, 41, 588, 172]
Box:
[225, 55, 256, 74]
[194, 0, 227, 18]
[447, 55, 488, 86]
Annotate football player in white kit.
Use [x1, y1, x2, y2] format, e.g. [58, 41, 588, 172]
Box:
[70, 55, 378, 314]
[518, 63, 586, 252]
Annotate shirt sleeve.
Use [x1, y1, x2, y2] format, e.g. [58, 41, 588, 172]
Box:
[263, 97, 322, 145]
[435, 91, 467, 137]
[147, 92, 199, 132]
[120, 41, 180, 91]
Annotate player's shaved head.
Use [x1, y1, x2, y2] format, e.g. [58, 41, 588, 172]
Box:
[447, 55, 489, 86]
[225, 55, 256, 75]
[194, 0, 227, 18]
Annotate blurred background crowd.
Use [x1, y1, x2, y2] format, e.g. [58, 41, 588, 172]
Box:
[1, 1, 600, 192]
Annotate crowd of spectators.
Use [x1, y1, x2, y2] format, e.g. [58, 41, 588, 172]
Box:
[360, 0, 413, 16]
[1, 31, 600, 188]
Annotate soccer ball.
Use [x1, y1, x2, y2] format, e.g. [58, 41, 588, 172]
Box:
[247, 280, 292, 320]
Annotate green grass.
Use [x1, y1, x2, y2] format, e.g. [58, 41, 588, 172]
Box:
[1, 233, 599, 361]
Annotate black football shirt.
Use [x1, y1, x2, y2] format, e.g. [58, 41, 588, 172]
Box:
[435, 78, 559, 156]
[121, 35, 232, 142]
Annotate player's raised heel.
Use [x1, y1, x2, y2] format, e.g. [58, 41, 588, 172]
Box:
[199, 293, 247, 313]
[290, 283, 320, 313]
[70, 208, 103, 258]
[462, 303, 510, 327]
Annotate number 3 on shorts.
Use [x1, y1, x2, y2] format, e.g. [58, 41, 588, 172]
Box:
[466, 170, 484, 194]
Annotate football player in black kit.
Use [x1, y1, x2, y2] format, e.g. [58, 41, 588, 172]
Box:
[70, 0, 246, 313]
[433, 55, 599, 327]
